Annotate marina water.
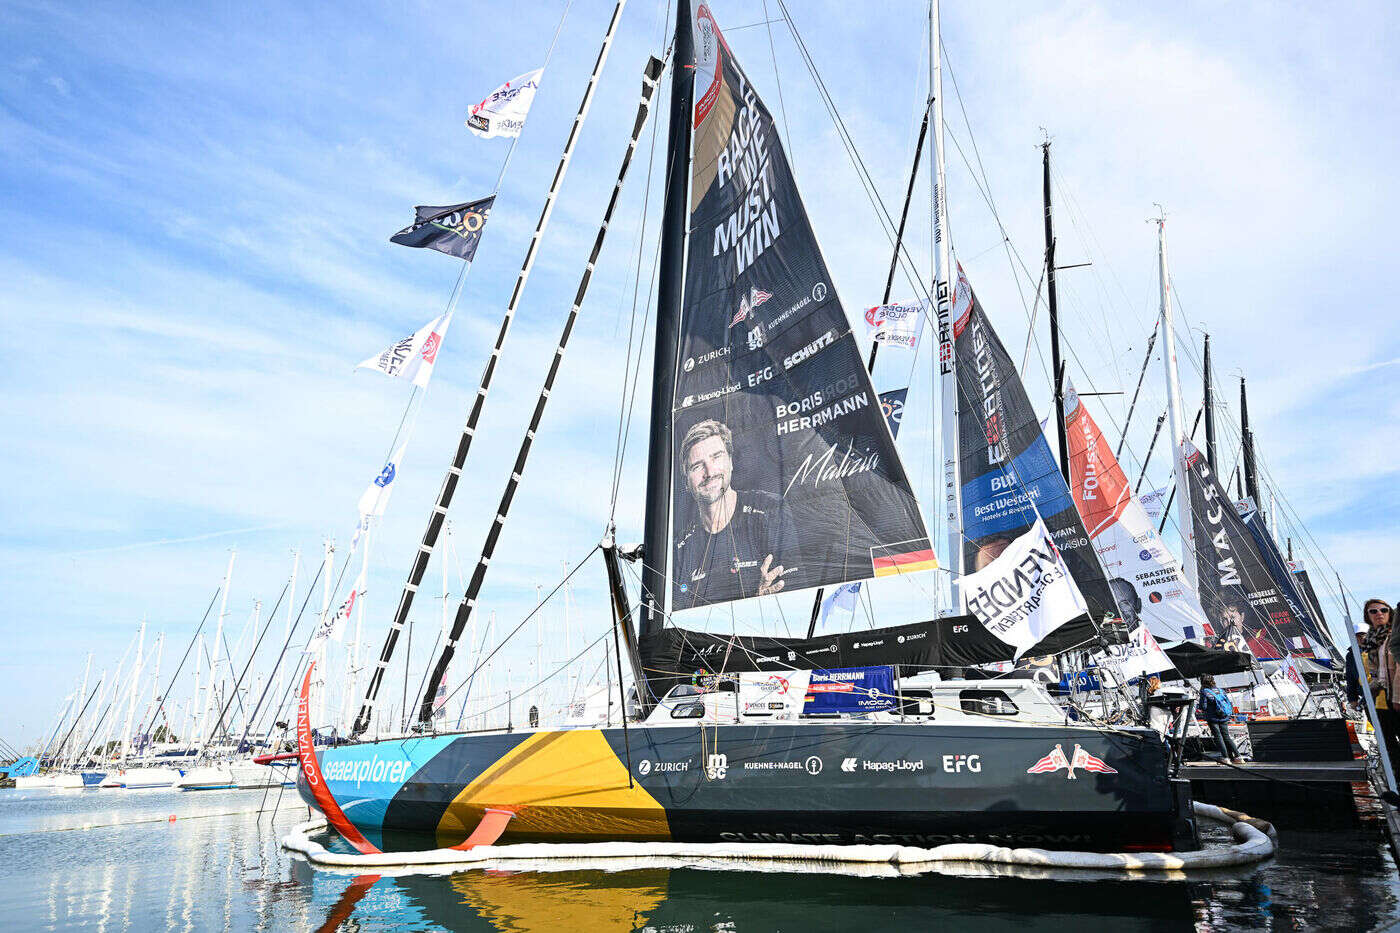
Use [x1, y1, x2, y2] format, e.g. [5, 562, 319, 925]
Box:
[4, 786, 1399, 931]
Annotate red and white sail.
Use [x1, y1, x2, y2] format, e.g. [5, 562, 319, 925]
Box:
[1063, 381, 1209, 644]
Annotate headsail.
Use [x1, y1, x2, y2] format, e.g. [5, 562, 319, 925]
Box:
[1238, 499, 1336, 659]
[951, 267, 1116, 621]
[1180, 438, 1319, 659]
[670, 3, 932, 610]
[1062, 380, 1209, 642]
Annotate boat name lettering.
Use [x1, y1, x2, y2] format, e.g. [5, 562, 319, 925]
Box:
[322, 756, 413, 787]
[783, 439, 879, 495]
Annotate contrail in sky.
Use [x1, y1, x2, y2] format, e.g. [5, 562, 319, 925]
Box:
[56, 523, 293, 558]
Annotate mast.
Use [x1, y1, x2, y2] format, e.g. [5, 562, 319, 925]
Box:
[197, 550, 235, 745]
[1041, 140, 1070, 484]
[353, 0, 627, 737]
[932, 0, 962, 605]
[640, 0, 695, 643]
[1154, 215, 1194, 589]
[1240, 376, 1261, 505]
[120, 622, 145, 763]
[1202, 333, 1216, 468]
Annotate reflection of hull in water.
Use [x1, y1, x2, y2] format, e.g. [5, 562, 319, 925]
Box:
[300, 723, 1187, 852]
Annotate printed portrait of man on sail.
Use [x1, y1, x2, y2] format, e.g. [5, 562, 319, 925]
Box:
[673, 417, 800, 606]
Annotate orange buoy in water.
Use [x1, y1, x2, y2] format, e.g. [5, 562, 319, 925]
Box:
[168, 815, 176, 823]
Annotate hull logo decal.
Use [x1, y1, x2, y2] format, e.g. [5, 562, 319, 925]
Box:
[1026, 743, 1117, 779]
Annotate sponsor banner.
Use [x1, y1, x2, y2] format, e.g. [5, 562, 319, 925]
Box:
[952, 267, 1115, 622]
[671, 3, 930, 610]
[1182, 440, 1319, 660]
[879, 388, 908, 438]
[357, 443, 408, 518]
[1026, 743, 1117, 779]
[465, 68, 543, 139]
[738, 670, 810, 719]
[959, 517, 1088, 658]
[389, 196, 496, 261]
[803, 666, 895, 714]
[1062, 381, 1209, 644]
[864, 300, 927, 349]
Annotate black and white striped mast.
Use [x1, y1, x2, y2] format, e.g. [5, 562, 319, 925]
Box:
[416, 53, 666, 726]
[351, 0, 627, 737]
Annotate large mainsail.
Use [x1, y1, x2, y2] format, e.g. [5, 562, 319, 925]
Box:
[668, 3, 932, 611]
[1180, 438, 1320, 659]
[951, 267, 1116, 621]
[1062, 381, 1209, 642]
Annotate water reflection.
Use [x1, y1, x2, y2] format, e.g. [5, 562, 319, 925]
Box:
[2, 787, 1398, 931]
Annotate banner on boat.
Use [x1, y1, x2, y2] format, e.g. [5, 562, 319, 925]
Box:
[1098, 624, 1174, 681]
[465, 68, 543, 138]
[951, 267, 1115, 624]
[357, 443, 407, 517]
[1139, 486, 1169, 524]
[959, 517, 1088, 658]
[1181, 440, 1324, 660]
[389, 196, 495, 261]
[306, 572, 363, 651]
[671, 3, 931, 609]
[864, 300, 926, 349]
[358, 310, 454, 388]
[1063, 382, 1209, 643]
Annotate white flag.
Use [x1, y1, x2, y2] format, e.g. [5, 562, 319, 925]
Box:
[818, 582, 861, 629]
[357, 443, 407, 519]
[466, 68, 543, 139]
[960, 517, 1089, 658]
[1139, 486, 1169, 524]
[359, 311, 452, 388]
[863, 299, 926, 349]
[1099, 625, 1174, 681]
[305, 574, 363, 652]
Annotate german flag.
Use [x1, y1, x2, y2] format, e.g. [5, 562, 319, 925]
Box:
[872, 544, 938, 578]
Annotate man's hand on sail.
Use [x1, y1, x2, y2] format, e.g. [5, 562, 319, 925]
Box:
[758, 554, 789, 596]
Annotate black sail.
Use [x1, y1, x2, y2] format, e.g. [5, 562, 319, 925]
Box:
[669, 3, 932, 612]
[1181, 439, 1315, 660]
[950, 267, 1116, 622]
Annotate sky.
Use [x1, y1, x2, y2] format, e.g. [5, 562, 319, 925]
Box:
[2, 0, 1397, 746]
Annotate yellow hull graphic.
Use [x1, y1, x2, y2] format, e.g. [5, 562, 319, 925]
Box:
[435, 730, 671, 845]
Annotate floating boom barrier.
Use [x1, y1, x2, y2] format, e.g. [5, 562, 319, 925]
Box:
[282, 800, 1276, 877]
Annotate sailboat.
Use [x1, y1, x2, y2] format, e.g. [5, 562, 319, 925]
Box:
[296, 0, 1190, 854]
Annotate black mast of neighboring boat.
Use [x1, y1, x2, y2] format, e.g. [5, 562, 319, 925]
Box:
[1202, 332, 1216, 467]
[1041, 140, 1070, 483]
[638, 0, 693, 649]
[1240, 375, 1261, 505]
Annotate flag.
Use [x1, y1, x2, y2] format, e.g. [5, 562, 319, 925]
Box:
[863, 299, 926, 349]
[466, 68, 543, 138]
[729, 285, 773, 327]
[357, 443, 408, 519]
[1027, 744, 1070, 774]
[305, 574, 363, 652]
[1278, 657, 1308, 693]
[433, 681, 448, 720]
[359, 311, 454, 388]
[1139, 487, 1169, 524]
[1099, 624, 1173, 680]
[961, 517, 1089, 658]
[818, 582, 861, 629]
[390, 196, 495, 261]
[878, 388, 908, 438]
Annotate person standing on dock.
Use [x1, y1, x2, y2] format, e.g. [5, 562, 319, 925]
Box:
[1198, 674, 1244, 764]
[1363, 599, 1400, 763]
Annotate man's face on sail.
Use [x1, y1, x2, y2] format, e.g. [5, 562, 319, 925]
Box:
[684, 434, 733, 505]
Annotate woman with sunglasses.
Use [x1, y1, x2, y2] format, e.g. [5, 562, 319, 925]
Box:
[1363, 600, 1399, 762]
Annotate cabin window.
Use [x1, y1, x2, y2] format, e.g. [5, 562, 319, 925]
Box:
[899, 690, 934, 717]
[958, 689, 1019, 716]
[671, 702, 704, 720]
[668, 684, 705, 699]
